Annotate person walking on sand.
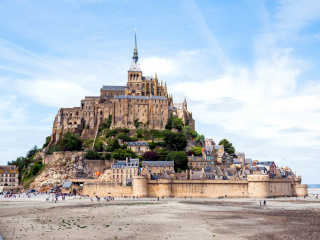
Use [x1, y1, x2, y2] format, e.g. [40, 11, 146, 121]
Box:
[260, 201, 262, 207]
[263, 200, 266, 206]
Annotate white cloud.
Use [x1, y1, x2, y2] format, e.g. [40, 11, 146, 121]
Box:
[17, 78, 91, 108]
[0, 95, 27, 131]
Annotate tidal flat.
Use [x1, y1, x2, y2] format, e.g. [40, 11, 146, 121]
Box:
[0, 195, 319, 240]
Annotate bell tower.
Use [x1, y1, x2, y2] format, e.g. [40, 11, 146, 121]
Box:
[128, 28, 142, 95]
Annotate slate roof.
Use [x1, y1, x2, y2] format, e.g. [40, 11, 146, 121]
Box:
[112, 159, 139, 169]
[203, 146, 213, 153]
[237, 152, 245, 156]
[142, 161, 174, 167]
[100, 86, 126, 91]
[62, 181, 72, 188]
[142, 76, 153, 80]
[190, 170, 203, 180]
[233, 161, 242, 164]
[187, 156, 206, 162]
[128, 142, 149, 146]
[159, 171, 172, 179]
[214, 145, 222, 150]
[245, 158, 252, 164]
[114, 95, 167, 100]
[129, 60, 141, 71]
[256, 161, 274, 166]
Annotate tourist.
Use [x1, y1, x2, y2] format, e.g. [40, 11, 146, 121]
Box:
[263, 200, 266, 206]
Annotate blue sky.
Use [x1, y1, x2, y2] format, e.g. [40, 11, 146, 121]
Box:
[0, 0, 319, 184]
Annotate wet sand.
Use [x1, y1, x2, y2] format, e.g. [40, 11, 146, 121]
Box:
[0, 195, 319, 240]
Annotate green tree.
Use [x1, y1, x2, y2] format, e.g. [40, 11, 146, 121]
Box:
[218, 139, 235, 154]
[134, 118, 140, 129]
[165, 114, 173, 130]
[166, 151, 188, 171]
[111, 139, 120, 151]
[195, 134, 205, 143]
[163, 131, 188, 151]
[190, 147, 202, 156]
[60, 132, 83, 151]
[157, 148, 170, 161]
[26, 145, 39, 158]
[42, 136, 51, 148]
[172, 118, 184, 131]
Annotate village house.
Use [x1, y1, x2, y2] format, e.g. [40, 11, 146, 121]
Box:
[0, 165, 19, 187]
[141, 161, 174, 179]
[187, 155, 207, 169]
[109, 158, 139, 186]
[202, 166, 224, 180]
[127, 142, 150, 155]
[255, 161, 276, 174]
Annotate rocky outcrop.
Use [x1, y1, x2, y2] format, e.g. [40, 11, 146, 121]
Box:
[30, 152, 112, 191]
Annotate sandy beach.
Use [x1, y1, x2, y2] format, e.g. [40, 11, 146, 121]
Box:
[0, 194, 319, 240]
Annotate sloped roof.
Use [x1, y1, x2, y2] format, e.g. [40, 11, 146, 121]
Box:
[142, 161, 174, 167]
[256, 161, 274, 166]
[100, 86, 126, 91]
[128, 60, 141, 71]
[62, 181, 72, 188]
[159, 171, 172, 179]
[188, 156, 206, 162]
[128, 142, 149, 146]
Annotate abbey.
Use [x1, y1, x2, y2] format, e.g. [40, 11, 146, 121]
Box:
[51, 31, 195, 143]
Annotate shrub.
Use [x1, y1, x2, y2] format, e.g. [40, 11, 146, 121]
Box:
[60, 132, 83, 151]
[190, 147, 202, 156]
[118, 133, 131, 141]
[134, 119, 140, 129]
[142, 151, 158, 161]
[94, 141, 104, 152]
[85, 150, 102, 160]
[104, 153, 112, 160]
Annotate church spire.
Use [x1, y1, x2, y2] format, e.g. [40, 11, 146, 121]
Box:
[132, 28, 138, 62]
[129, 28, 141, 72]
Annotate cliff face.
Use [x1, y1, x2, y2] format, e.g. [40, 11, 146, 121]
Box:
[30, 152, 112, 191]
[30, 156, 77, 191]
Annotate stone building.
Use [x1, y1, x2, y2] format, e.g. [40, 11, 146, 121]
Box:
[109, 158, 139, 186]
[127, 142, 150, 155]
[187, 155, 207, 169]
[141, 161, 174, 178]
[49, 30, 195, 146]
[0, 165, 19, 187]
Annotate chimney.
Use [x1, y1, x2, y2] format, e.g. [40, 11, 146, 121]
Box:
[191, 154, 194, 157]
[126, 157, 129, 164]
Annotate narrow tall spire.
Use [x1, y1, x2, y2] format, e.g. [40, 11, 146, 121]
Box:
[132, 28, 138, 62]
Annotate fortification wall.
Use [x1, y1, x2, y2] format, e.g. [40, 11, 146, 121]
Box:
[248, 175, 293, 198]
[147, 180, 248, 198]
[83, 182, 133, 197]
[82, 175, 308, 198]
[292, 184, 308, 197]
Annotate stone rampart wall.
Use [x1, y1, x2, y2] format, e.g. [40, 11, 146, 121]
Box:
[77, 175, 309, 198]
[147, 180, 248, 198]
[83, 182, 133, 197]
